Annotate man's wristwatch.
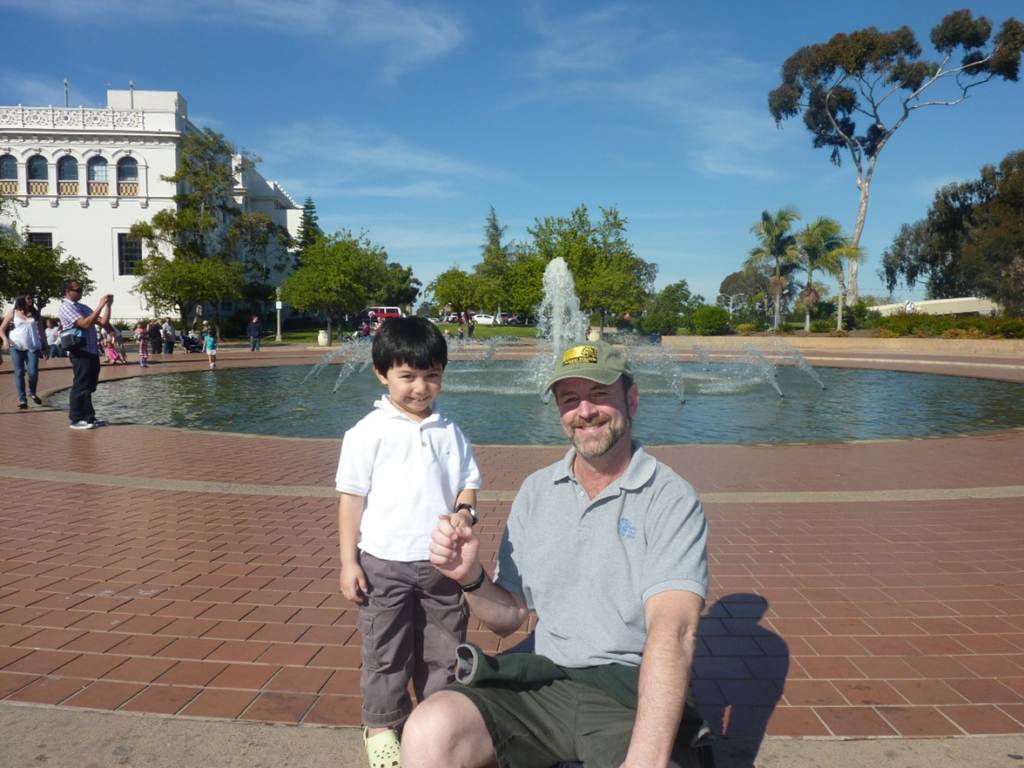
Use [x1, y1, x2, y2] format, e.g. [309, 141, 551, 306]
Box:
[454, 502, 478, 526]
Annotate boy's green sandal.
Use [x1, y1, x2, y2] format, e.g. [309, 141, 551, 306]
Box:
[364, 727, 401, 768]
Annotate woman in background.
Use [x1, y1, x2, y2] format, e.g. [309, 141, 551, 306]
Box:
[0, 292, 47, 408]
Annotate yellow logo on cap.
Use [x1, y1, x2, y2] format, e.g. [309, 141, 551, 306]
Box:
[562, 345, 598, 366]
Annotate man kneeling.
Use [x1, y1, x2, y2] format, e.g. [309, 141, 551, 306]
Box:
[403, 341, 713, 768]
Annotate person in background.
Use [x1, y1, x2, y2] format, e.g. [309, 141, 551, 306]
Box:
[162, 317, 176, 354]
[45, 319, 61, 359]
[247, 315, 262, 352]
[0, 292, 47, 408]
[203, 326, 217, 368]
[58, 282, 112, 429]
[135, 321, 149, 368]
[148, 319, 162, 356]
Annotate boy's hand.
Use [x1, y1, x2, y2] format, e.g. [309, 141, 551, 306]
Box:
[340, 562, 368, 604]
[430, 514, 480, 584]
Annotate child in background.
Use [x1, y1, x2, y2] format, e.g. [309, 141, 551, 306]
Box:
[135, 321, 148, 368]
[45, 319, 60, 359]
[336, 316, 481, 768]
[203, 328, 217, 368]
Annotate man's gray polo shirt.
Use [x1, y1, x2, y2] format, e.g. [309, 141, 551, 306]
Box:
[495, 443, 708, 669]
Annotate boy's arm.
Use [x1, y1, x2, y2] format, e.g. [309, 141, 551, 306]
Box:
[450, 488, 477, 528]
[338, 493, 368, 604]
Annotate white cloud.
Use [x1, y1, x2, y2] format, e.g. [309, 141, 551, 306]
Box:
[260, 121, 495, 201]
[0, 0, 464, 81]
[0, 71, 72, 108]
[519, 6, 783, 180]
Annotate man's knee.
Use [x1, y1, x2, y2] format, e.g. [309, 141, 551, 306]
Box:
[402, 691, 494, 768]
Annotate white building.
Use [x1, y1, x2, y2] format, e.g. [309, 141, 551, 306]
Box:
[0, 89, 302, 320]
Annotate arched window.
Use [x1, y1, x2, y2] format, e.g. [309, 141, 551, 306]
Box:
[0, 155, 16, 194]
[117, 157, 138, 196]
[57, 157, 79, 195]
[87, 157, 108, 195]
[27, 156, 48, 195]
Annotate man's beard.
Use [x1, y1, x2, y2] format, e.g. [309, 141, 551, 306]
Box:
[569, 416, 629, 459]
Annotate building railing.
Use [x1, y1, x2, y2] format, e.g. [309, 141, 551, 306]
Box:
[0, 180, 17, 194]
[58, 181, 78, 195]
[117, 182, 138, 196]
[88, 181, 108, 196]
[0, 106, 145, 130]
[27, 181, 48, 195]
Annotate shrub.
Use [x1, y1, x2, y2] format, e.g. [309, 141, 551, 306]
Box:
[873, 328, 899, 338]
[687, 305, 731, 336]
[736, 323, 757, 336]
[829, 329, 849, 337]
[810, 319, 832, 333]
[998, 318, 1024, 338]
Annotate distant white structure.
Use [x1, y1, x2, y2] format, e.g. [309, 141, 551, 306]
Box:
[874, 297, 1000, 317]
[0, 89, 302, 320]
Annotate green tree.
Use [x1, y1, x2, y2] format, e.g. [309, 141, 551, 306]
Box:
[815, 231, 866, 331]
[376, 262, 422, 309]
[427, 266, 474, 317]
[769, 9, 1024, 302]
[641, 280, 703, 336]
[281, 231, 388, 342]
[527, 205, 655, 323]
[476, 206, 511, 280]
[881, 149, 1024, 315]
[294, 197, 321, 267]
[718, 268, 771, 326]
[795, 217, 858, 332]
[745, 207, 801, 330]
[502, 247, 547, 316]
[129, 128, 257, 327]
[0, 228, 93, 309]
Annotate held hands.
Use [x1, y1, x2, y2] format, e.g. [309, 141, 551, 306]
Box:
[340, 561, 368, 605]
[429, 513, 479, 584]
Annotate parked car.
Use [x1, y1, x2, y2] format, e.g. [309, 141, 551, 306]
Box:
[472, 313, 496, 326]
[357, 306, 405, 323]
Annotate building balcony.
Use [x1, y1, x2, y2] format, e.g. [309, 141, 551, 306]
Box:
[27, 181, 48, 195]
[58, 181, 79, 195]
[117, 182, 138, 196]
[0, 180, 17, 194]
[88, 181, 109, 196]
[0, 105, 145, 131]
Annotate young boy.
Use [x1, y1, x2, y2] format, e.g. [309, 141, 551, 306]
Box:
[336, 316, 481, 767]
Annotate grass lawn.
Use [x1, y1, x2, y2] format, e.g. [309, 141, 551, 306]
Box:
[256, 323, 539, 346]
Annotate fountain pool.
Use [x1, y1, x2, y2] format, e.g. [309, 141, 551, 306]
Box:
[48, 358, 1024, 445]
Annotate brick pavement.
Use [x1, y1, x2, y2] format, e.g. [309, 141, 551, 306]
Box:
[1, 339, 1024, 740]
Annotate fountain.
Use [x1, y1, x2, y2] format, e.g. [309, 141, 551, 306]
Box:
[51, 259, 1024, 445]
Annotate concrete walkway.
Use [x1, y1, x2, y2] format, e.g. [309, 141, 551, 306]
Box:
[2, 338, 1024, 765]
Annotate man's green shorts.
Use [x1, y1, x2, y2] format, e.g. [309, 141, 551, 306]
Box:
[450, 677, 715, 768]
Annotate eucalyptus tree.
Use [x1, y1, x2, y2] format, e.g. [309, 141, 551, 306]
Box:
[795, 217, 858, 331]
[745, 207, 802, 330]
[768, 9, 1024, 302]
[815, 231, 866, 331]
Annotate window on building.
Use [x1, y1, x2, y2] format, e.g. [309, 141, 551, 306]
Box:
[57, 157, 79, 195]
[0, 155, 16, 194]
[27, 156, 48, 195]
[117, 233, 142, 276]
[27, 232, 53, 250]
[117, 157, 139, 196]
[87, 157, 108, 195]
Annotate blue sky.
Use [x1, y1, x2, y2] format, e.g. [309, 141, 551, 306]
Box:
[3, 0, 1022, 305]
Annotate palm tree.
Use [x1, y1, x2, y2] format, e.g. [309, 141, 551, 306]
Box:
[796, 217, 849, 332]
[813, 224, 865, 331]
[745, 207, 801, 331]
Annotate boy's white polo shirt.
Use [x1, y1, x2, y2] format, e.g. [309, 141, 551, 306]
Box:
[336, 395, 481, 562]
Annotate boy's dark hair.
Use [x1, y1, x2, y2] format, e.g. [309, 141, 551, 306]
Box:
[372, 316, 448, 374]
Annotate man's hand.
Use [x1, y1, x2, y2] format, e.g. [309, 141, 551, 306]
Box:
[340, 561, 368, 604]
[429, 513, 480, 584]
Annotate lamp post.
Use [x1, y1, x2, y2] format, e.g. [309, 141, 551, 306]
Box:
[275, 286, 283, 342]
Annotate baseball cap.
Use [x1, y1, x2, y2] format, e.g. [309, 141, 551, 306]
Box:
[545, 340, 631, 393]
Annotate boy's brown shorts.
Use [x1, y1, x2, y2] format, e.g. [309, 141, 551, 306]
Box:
[451, 677, 714, 768]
